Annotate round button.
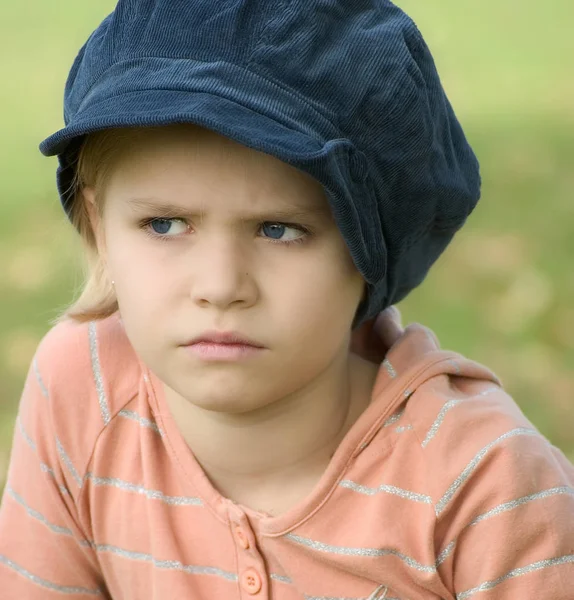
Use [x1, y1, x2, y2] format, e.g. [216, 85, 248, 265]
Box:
[234, 525, 250, 549]
[240, 568, 262, 594]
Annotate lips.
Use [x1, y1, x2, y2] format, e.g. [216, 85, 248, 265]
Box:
[186, 330, 264, 348]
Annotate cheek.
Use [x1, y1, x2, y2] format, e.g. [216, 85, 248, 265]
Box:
[104, 228, 173, 319]
[312, 240, 363, 300]
[105, 225, 167, 282]
[277, 243, 364, 327]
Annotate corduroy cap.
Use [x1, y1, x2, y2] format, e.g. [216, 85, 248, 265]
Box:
[39, 0, 481, 328]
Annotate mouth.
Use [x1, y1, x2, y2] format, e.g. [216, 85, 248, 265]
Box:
[183, 341, 265, 361]
[186, 330, 265, 348]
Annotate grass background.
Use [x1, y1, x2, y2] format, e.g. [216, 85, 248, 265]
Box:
[1, 1, 573, 487]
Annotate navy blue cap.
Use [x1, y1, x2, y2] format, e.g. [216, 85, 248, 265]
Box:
[39, 0, 481, 328]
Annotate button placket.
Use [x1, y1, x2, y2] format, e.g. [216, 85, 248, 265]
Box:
[234, 524, 250, 549]
[240, 567, 262, 594]
[226, 501, 268, 598]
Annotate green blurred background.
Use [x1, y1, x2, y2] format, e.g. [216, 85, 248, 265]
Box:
[1, 1, 573, 490]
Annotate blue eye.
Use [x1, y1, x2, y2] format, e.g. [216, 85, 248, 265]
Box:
[150, 219, 172, 235]
[262, 223, 286, 240]
[261, 222, 307, 244]
[146, 218, 188, 237]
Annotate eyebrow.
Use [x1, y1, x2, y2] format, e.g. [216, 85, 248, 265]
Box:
[125, 197, 331, 221]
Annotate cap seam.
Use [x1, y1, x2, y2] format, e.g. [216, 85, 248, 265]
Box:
[340, 66, 422, 158]
[246, 0, 293, 69]
[69, 56, 339, 143]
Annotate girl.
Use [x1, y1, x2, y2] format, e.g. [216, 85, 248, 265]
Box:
[1, 1, 573, 598]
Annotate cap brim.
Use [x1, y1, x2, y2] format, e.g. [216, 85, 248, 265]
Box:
[40, 88, 326, 164]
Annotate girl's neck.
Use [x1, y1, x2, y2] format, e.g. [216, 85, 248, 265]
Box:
[162, 352, 378, 510]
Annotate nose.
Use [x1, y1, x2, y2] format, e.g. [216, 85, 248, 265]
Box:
[190, 234, 256, 310]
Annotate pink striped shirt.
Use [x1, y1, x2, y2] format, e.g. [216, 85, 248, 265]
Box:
[1, 313, 573, 599]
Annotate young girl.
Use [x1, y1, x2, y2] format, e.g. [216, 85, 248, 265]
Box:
[1, 1, 573, 599]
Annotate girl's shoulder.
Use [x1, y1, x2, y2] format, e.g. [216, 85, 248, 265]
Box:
[15, 313, 145, 508]
[32, 312, 142, 425]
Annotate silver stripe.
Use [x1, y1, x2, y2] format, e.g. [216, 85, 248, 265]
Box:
[422, 398, 472, 448]
[88, 322, 111, 426]
[304, 595, 361, 599]
[368, 584, 388, 600]
[270, 573, 293, 584]
[424, 330, 438, 348]
[17, 417, 37, 451]
[40, 462, 56, 477]
[438, 486, 574, 564]
[456, 554, 574, 600]
[435, 428, 539, 515]
[421, 388, 499, 448]
[469, 486, 574, 526]
[303, 587, 393, 600]
[95, 543, 237, 581]
[303, 586, 395, 600]
[17, 420, 72, 496]
[384, 408, 404, 427]
[447, 359, 461, 374]
[382, 359, 397, 378]
[55, 437, 83, 488]
[33, 357, 49, 399]
[285, 533, 436, 573]
[118, 409, 163, 436]
[404, 388, 414, 399]
[395, 425, 413, 433]
[6, 485, 73, 536]
[361, 406, 406, 449]
[39, 463, 71, 496]
[85, 473, 203, 506]
[436, 540, 456, 565]
[339, 480, 433, 504]
[0, 554, 102, 595]
[304, 593, 387, 600]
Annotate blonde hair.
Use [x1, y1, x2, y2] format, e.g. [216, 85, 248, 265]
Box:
[57, 126, 175, 324]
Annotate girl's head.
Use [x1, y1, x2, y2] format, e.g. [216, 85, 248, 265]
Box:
[69, 123, 368, 413]
[42, 0, 481, 346]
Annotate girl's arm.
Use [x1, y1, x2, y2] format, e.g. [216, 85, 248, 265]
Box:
[435, 409, 574, 598]
[0, 351, 108, 598]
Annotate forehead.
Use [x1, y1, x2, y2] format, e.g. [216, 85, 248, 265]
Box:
[103, 125, 332, 217]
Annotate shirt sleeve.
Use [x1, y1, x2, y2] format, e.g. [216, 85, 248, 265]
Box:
[435, 423, 574, 599]
[0, 350, 109, 598]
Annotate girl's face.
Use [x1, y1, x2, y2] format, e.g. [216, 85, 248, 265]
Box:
[86, 125, 365, 414]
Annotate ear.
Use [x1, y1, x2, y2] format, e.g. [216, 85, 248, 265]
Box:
[83, 187, 108, 262]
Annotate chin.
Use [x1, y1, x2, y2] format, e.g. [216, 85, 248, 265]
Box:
[178, 378, 262, 412]
[194, 396, 269, 415]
